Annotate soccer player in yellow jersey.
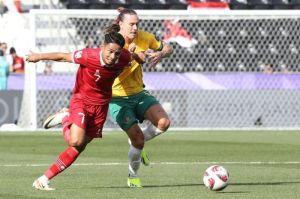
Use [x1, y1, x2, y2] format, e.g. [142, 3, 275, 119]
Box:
[105, 8, 173, 187]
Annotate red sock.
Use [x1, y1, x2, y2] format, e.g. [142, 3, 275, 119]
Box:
[44, 147, 79, 180]
[62, 116, 71, 143]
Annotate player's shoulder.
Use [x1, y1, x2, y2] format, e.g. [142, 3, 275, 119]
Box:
[74, 48, 99, 58]
[84, 48, 101, 54]
[136, 30, 159, 45]
[137, 30, 155, 38]
[85, 48, 101, 60]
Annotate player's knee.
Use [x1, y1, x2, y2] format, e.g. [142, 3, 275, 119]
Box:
[69, 141, 87, 152]
[157, 118, 170, 132]
[68, 138, 84, 148]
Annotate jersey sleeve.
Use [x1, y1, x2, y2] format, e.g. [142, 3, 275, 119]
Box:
[121, 49, 132, 66]
[73, 48, 88, 66]
[148, 32, 163, 51]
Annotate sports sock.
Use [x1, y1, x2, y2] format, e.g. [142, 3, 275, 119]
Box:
[142, 123, 164, 142]
[38, 174, 49, 184]
[62, 116, 71, 143]
[128, 145, 142, 178]
[44, 146, 79, 180]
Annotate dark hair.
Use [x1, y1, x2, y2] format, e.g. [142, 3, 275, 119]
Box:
[9, 47, 16, 54]
[0, 49, 3, 56]
[104, 32, 125, 48]
[104, 7, 137, 34]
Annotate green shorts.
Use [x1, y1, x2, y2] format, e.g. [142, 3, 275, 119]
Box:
[109, 90, 159, 131]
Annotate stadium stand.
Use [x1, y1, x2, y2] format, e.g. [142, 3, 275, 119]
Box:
[187, 0, 229, 10]
[250, 0, 273, 9]
[291, 0, 300, 9]
[272, 0, 292, 9]
[62, 0, 189, 9]
[89, 0, 109, 9]
[65, 0, 90, 9]
[59, 0, 300, 10]
[127, 0, 149, 9]
[167, 0, 188, 9]
[229, 0, 252, 9]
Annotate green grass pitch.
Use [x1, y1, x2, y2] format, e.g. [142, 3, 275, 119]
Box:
[1, 130, 300, 199]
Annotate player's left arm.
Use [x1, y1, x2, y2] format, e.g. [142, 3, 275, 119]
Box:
[127, 43, 146, 64]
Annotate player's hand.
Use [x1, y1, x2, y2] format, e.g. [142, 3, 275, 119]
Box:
[128, 43, 136, 53]
[25, 52, 40, 63]
[134, 52, 146, 64]
[146, 50, 162, 67]
[131, 52, 146, 64]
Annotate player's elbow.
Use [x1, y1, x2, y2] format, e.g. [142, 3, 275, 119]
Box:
[163, 43, 173, 57]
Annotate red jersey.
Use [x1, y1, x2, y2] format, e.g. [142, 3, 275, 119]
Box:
[12, 56, 25, 73]
[72, 48, 130, 105]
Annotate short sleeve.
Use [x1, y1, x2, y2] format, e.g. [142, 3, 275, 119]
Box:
[73, 48, 87, 65]
[148, 33, 163, 51]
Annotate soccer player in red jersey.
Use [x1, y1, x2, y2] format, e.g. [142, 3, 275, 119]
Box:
[10, 47, 25, 74]
[26, 32, 131, 191]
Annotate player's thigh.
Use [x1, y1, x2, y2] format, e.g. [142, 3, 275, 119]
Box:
[135, 90, 160, 122]
[86, 104, 108, 138]
[136, 91, 169, 125]
[109, 98, 137, 131]
[69, 123, 87, 146]
[144, 103, 169, 126]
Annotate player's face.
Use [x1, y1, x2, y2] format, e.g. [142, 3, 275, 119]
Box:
[119, 14, 139, 40]
[102, 43, 122, 66]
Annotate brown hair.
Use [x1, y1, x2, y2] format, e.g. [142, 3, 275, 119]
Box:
[103, 7, 138, 34]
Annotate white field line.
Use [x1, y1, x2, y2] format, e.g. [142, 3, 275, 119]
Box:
[1, 161, 300, 167]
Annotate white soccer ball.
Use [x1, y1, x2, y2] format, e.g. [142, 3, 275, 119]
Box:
[203, 165, 229, 191]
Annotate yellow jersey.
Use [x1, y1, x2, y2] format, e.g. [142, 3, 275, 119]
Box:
[112, 30, 163, 97]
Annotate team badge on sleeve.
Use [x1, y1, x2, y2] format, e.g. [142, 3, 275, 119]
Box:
[74, 50, 83, 59]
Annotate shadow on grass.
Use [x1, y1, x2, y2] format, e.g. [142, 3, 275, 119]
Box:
[80, 180, 300, 191]
[86, 183, 202, 189]
[0, 194, 51, 199]
[230, 181, 300, 186]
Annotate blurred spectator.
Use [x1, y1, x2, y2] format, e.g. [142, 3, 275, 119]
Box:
[0, 42, 13, 66]
[43, 61, 53, 75]
[263, 64, 273, 74]
[1, 0, 40, 13]
[0, 42, 8, 54]
[187, 0, 229, 10]
[163, 19, 198, 49]
[9, 47, 25, 74]
[0, 0, 8, 15]
[0, 49, 9, 90]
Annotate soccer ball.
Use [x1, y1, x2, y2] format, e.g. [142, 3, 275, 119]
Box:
[203, 165, 229, 191]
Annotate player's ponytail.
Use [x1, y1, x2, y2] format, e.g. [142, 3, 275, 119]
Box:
[103, 7, 138, 34]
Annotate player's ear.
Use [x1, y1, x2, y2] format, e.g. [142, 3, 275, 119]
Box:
[100, 44, 104, 48]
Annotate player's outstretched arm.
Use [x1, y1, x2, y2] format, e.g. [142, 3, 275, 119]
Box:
[26, 52, 73, 63]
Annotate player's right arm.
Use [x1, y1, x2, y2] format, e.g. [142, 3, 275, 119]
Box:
[26, 52, 73, 63]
